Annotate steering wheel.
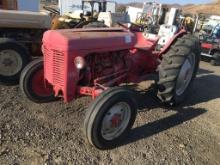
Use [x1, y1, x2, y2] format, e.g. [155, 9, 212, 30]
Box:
[43, 6, 60, 15]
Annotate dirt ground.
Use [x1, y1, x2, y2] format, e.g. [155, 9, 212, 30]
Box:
[0, 61, 220, 165]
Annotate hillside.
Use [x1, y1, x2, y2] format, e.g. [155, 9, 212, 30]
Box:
[183, 1, 220, 15]
[119, 1, 220, 15]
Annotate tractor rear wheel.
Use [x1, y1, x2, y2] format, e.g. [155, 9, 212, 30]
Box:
[210, 52, 220, 66]
[20, 58, 57, 103]
[157, 34, 201, 106]
[0, 38, 30, 85]
[84, 87, 137, 149]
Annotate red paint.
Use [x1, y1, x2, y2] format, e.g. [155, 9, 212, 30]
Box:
[201, 43, 213, 49]
[41, 28, 184, 103]
[32, 69, 53, 97]
[111, 114, 122, 128]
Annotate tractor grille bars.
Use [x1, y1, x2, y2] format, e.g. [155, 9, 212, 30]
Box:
[43, 46, 65, 87]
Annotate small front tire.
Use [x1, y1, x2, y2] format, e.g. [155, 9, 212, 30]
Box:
[20, 58, 57, 103]
[84, 87, 137, 149]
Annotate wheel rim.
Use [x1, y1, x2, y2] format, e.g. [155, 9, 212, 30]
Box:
[175, 53, 196, 96]
[0, 50, 23, 76]
[101, 102, 131, 141]
[31, 68, 53, 97]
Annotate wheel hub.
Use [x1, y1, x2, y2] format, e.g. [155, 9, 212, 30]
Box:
[2, 58, 13, 66]
[175, 53, 196, 96]
[111, 114, 122, 128]
[31, 69, 53, 97]
[0, 50, 23, 76]
[101, 102, 131, 141]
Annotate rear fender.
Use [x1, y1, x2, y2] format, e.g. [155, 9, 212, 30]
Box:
[201, 43, 214, 50]
[159, 29, 187, 58]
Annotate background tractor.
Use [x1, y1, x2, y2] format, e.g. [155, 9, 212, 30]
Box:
[0, 9, 51, 85]
[20, 25, 200, 149]
[199, 24, 220, 65]
[50, 0, 119, 29]
[194, 14, 220, 65]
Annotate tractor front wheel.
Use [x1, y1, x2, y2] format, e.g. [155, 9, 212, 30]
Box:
[158, 34, 201, 106]
[84, 87, 137, 149]
[20, 58, 57, 103]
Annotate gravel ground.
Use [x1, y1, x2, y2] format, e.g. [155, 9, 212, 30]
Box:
[0, 61, 220, 165]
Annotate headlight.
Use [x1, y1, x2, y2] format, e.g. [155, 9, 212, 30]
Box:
[74, 56, 86, 69]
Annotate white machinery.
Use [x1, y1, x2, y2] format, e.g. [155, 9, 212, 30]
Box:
[56, 0, 129, 28]
[126, 6, 143, 23]
[205, 15, 220, 28]
[126, 2, 164, 25]
[167, 8, 178, 25]
[98, 12, 129, 27]
[157, 7, 179, 48]
[58, 0, 116, 15]
[157, 24, 178, 47]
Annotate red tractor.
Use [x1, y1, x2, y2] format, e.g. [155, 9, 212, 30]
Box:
[20, 26, 200, 149]
[199, 24, 220, 65]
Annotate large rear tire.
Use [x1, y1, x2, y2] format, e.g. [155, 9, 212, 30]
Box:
[0, 38, 30, 85]
[157, 34, 201, 106]
[20, 58, 57, 103]
[84, 87, 137, 149]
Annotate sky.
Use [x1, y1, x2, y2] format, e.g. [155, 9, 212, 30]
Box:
[118, 0, 213, 5]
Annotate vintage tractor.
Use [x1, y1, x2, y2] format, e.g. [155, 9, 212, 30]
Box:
[0, 9, 51, 85]
[193, 14, 220, 65]
[20, 26, 200, 149]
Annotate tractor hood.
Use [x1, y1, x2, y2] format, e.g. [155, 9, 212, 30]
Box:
[43, 28, 136, 52]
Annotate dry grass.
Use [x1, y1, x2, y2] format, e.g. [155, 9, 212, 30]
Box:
[183, 1, 220, 15]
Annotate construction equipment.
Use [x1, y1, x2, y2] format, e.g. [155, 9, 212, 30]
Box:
[51, 0, 117, 29]
[135, 2, 164, 28]
[127, 2, 183, 35]
[20, 25, 200, 149]
[0, 9, 51, 85]
[194, 14, 220, 65]
[199, 24, 220, 65]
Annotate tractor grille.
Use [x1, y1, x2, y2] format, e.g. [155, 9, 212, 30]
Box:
[44, 46, 65, 87]
[53, 50, 65, 86]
